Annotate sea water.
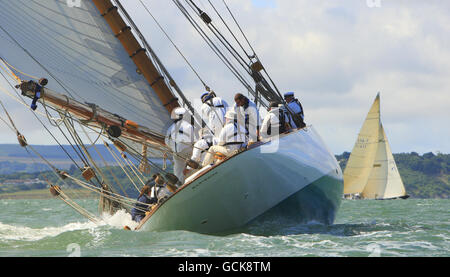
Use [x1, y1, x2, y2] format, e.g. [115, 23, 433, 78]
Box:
[0, 198, 448, 257]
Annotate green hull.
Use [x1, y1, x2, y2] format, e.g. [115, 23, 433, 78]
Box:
[139, 127, 343, 235]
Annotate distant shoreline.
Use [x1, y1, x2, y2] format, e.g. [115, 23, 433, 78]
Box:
[0, 188, 97, 200]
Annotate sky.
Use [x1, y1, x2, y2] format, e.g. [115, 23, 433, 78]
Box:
[0, 0, 449, 155]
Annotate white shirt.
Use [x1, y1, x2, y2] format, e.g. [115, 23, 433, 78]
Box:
[208, 97, 228, 136]
[201, 102, 211, 128]
[165, 119, 197, 153]
[191, 137, 219, 163]
[233, 99, 261, 142]
[260, 107, 289, 140]
[218, 121, 247, 151]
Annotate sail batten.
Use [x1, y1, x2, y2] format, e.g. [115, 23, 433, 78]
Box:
[343, 93, 407, 199]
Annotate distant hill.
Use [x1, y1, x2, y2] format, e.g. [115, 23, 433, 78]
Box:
[0, 144, 121, 174]
[0, 144, 448, 199]
[336, 152, 450, 199]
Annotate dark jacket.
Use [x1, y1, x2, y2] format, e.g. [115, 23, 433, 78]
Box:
[131, 194, 155, 219]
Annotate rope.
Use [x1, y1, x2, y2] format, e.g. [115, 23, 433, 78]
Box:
[103, 139, 141, 193]
[138, 0, 210, 91]
[79, 124, 130, 198]
[172, 0, 256, 94]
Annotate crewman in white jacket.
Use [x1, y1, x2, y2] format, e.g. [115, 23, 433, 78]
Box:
[202, 110, 247, 167]
[190, 129, 218, 166]
[165, 107, 197, 184]
[200, 92, 213, 128]
[208, 93, 228, 136]
[200, 92, 229, 136]
[260, 101, 290, 141]
[233, 93, 260, 143]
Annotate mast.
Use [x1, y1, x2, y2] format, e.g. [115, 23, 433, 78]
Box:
[91, 0, 180, 115]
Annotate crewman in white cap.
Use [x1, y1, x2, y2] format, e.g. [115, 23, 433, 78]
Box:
[165, 107, 197, 184]
[200, 92, 213, 128]
[200, 92, 229, 136]
[201, 110, 247, 167]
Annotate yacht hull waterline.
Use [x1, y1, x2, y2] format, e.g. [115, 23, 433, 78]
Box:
[136, 126, 343, 234]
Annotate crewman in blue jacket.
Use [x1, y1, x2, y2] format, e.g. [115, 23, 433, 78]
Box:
[131, 180, 157, 223]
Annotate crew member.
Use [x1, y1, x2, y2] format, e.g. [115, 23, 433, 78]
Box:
[202, 110, 247, 167]
[233, 93, 260, 143]
[207, 92, 229, 136]
[259, 101, 290, 140]
[284, 91, 305, 128]
[200, 92, 213, 128]
[190, 128, 218, 165]
[131, 184, 156, 223]
[165, 107, 197, 184]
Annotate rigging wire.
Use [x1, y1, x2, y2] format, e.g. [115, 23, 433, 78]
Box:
[138, 0, 210, 91]
[221, 0, 257, 58]
[207, 0, 252, 59]
[0, 71, 85, 169]
[172, 0, 255, 93]
[186, 0, 251, 70]
[221, 0, 287, 104]
[0, 95, 151, 215]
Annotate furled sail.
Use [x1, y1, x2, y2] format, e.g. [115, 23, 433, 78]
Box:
[343, 93, 407, 199]
[0, 0, 175, 141]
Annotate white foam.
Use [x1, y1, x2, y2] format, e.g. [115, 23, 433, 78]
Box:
[100, 209, 139, 230]
[0, 208, 143, 243]
[0, 221, 98, 242]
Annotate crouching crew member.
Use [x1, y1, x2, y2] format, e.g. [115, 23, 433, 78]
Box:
[202, 110, 247, 167]
[190, 128, 218, 166]
[284, 91, 306, 129]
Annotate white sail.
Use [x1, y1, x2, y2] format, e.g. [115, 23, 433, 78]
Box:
[343, 93, 381, 194]
[0, 0, 172, 136]
[379, 124, 407, 199]
[344, 93, 407, 199]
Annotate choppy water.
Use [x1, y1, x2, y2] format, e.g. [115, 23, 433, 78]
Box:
[0, 198, 448, 257]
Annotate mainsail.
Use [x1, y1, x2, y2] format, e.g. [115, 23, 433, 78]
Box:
[343, 93, 407, 199]
[0, 0, 176, 140]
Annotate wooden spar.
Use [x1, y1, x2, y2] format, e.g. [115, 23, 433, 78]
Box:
[91, 0, 180, 115]
[20, 84, 166, 145]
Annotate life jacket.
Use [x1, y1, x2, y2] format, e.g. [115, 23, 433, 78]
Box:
[224, 121, 245, 147]
[131, 194, 154, 218]
[293, 98, 304, 118]
[170, 119, 194, 153]
[200, 138, 213, 154]
[267, 108, 287, 136]
[288, 99, 306, 128]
